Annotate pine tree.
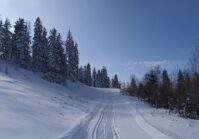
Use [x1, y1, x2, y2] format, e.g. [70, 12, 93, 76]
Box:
[92, 68, 97, 87]
[41, 28, 49, 72]
[128, 76, 137, 96]
[0, 19, 4, 55]
[32, 17, 45, 72]
[2, 18, 12, 60]
[45, 28, 59, 82]
[86, 63, 92, 86]
[57, 33, 67, 81]
[12, 18, 31, 68]
[176, 70, 186, 111]
[66, 30, 79, 81]
[160, 69, 172, 108]
[101, 66, 110, 88]
[78, 66, 84, 83]
[96, 69, 102, 87]
[144, 66, 161, 108]
[112, 74, 121, 89]
[73, 42, 79, 80]
[83, 65, 87, 83]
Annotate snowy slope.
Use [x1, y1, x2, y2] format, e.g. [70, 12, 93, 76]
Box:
[0, 61, 199, 139]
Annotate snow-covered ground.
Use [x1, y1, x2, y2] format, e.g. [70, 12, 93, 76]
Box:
[0, 61, 199, 139]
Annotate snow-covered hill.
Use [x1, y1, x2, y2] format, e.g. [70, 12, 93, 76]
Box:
[0, 61, 199, 139]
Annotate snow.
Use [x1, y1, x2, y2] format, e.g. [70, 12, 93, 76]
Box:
[0, 61, 199, 139]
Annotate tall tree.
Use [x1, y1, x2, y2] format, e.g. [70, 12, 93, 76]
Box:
[96, 69, 102, 87]
[41, 28, 49, 72]
[12, 18, 31, 68]
[2, 18, 12, 60]
[85, 63, 92, 86]
[78, 66, 84, 83]
[92, 68, 97, 87]
[66, 30, 79, 80]
[32, 17, 45, 72]
[101, 66, 110, 88]
[160, 69, 172, 108]
[128, 76, 137, 96]
[144, 66, 161, 108]
[176, 70, 186, 111]
[0, 19, 4, 55]
[112, 74, 121, 89]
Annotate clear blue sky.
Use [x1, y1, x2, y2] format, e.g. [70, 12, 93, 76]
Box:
[1, 0, 199, 82]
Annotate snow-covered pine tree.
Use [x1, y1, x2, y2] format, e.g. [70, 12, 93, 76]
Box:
[111, 74, 121, 88]
[86, 63, 92, 86]
[23, 22, 31, 68]
[0, 19, 4, 56]
[78, 66, 84, 83]
[83, 65, 87, 83]
[32, 17, 44, 72]
[101, 66, 110, 88]
[96, 69, 102, 87]
[73, 42, 79, 80]
[12, 18, 31, 68]
[92, 68, 97, 87]
[45, 29, 66, 83]
[176, 70, 186, 111]
[41, 28, 49, 72]
[66, 30, 74, 80]
[56, 33, 67, 82]
[2, 18, 12, 60]
[45, 28, 57, 82]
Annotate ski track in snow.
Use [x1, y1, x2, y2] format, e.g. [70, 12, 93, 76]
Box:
[61, 94, 172, 139]
[129, 105, 171, 139]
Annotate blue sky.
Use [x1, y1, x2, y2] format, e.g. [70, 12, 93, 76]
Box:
[0, 0, 199, 82]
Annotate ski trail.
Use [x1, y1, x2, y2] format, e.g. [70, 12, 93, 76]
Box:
[129, 101, 172, 139]
[61, 103, 101, 139]
[92, 104, 117, 139]
[92, 107, 104, 139]
[112, 109, 120, 139]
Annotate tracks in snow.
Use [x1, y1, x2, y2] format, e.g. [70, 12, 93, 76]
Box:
[129, 101, 172, 139]
[61, 103, 119, 139]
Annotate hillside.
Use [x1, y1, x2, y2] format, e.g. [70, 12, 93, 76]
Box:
[0, 61, 199, 139]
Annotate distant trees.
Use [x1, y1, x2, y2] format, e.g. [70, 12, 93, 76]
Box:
[0, 16, 120, 88]
[127, 64, 199, 118]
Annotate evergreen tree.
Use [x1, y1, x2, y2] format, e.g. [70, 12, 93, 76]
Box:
[78, 66, 84, 83]
[66, 30, 79, 80]
[41, 28, 49, 72]
[86, 63, 92, 86]
[137, 83, 146, 100]
[0, 19, 4, 55]
[160, 69, 172, 108]
[176, 70, 186, 111]
[45, 28, 66, 83]
[92, 68, 97, 87]
[57, 33, 67, 81]
[144, 66, 161, 108]
[83, 65, 87, 83]
[112, 74, 121, 89]
[32, 17, 45, 72]
[101, 66, 110, 88]
[96, 69, 102, 87]
[128, 76, 137, 96]
[2, 18, 12, 60]
[12, 18, 31, 68]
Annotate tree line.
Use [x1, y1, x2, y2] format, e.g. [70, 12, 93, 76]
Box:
[0, 17, 121, 88]
[126, 46, 199, 119]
